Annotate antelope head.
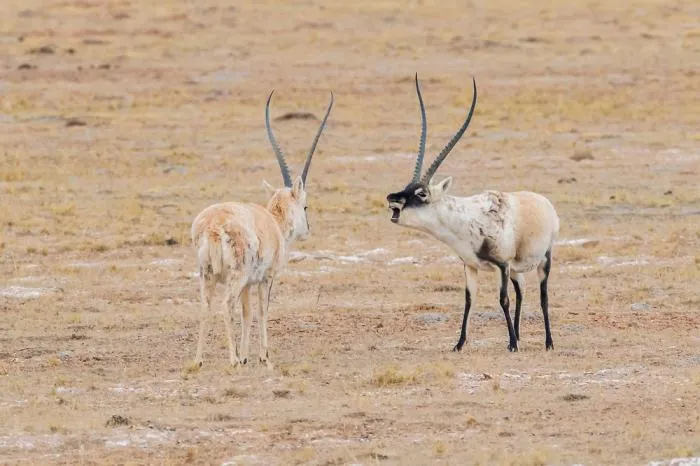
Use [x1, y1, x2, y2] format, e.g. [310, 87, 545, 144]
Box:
[386, 74, 477, 229]
[263, 90, 333, 241]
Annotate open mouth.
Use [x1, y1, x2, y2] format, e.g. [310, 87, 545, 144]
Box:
[391, 208, 401, 223]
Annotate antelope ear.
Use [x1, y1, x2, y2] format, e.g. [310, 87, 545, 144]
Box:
[291, 175, 305, 199]
[430, 176, 453, 197]
[262, 180, 276, 197]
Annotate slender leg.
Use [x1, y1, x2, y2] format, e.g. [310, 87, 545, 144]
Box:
[538, 249, 554, 350]
[498, 264, 518, 352]
[257, 278, 274, 368]
[237, 285, 253, 365]
[453, 266, 478, 352]
[223, 277, 246, 367]
[510, 273, 525, 341]
[194, 276, 216, 366]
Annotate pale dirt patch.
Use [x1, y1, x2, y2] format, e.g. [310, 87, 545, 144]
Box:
[0, 286, 54, 299]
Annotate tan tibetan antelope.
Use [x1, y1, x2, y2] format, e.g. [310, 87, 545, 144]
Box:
[386, 75, 559, 353]
[191, 90, 333, 368]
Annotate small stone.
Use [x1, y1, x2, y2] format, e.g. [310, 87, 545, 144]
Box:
[273, 389, 290, 398]
[562, 393, 589, 402]
[65, 118, 86, 127]
[274, 112, 317, 122]
[83, 39, 109, 45]
[162, 165, 187, 175]
[570, 150, 594, 162]
[106, 415, 130, 427]
[630, 302, 651, 312]
[29, 45, 54, 54]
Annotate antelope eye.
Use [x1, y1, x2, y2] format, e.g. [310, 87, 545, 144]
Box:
[417, 191, 428, 199]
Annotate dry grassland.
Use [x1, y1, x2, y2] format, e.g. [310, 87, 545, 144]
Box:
[1, 0, 699, 464]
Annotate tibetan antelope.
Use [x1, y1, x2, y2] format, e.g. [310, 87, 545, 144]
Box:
[386, 75, 559, 353]
[191, 90, 333, 368]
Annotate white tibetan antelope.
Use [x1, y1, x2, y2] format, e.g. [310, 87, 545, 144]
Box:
[386, 75, 559, 353]
[191, 90, 333, 368]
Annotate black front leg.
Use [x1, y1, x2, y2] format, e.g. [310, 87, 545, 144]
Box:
[498, 265, 518, 352]
[453, 286, 472, 352]
[540, 249, 554, 350]
[510, 277, 523, 341]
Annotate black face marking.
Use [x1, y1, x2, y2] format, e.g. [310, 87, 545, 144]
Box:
[386, 182, 430, 222]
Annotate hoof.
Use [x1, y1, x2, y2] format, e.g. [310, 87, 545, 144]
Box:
[508, 343, 519, 352]
[260, 358, 274, 369]
[231, 357, 247, 368]
[546, 342, 554, 351]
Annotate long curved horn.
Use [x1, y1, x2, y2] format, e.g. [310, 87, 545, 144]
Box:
[265, 90, 293, 187]
[421, 77, 477, 185]
[301, 91, 334, 184]
[411, 73, 427, 183]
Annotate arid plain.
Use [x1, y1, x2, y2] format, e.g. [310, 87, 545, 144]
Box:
[1, 0, 699, 464]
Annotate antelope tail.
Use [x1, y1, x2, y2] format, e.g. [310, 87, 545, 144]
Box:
[198, 233, 224, 277]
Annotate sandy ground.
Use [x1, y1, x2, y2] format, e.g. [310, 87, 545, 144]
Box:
[1, 0, 699, 464]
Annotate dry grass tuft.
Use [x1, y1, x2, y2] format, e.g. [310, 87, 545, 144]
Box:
[182, 362, 201, 377]
[371, 366, 419, 387]
[223, 387, 248, 399]
[292, 447, 316, 463]
[434, 440, 446, 456]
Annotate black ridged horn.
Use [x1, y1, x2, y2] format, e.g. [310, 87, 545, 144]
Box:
[411, 73, 428, 183]
[265, 90, 293, 187]
[421, 77, 477, 184]
[301, 91, 334, 184]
